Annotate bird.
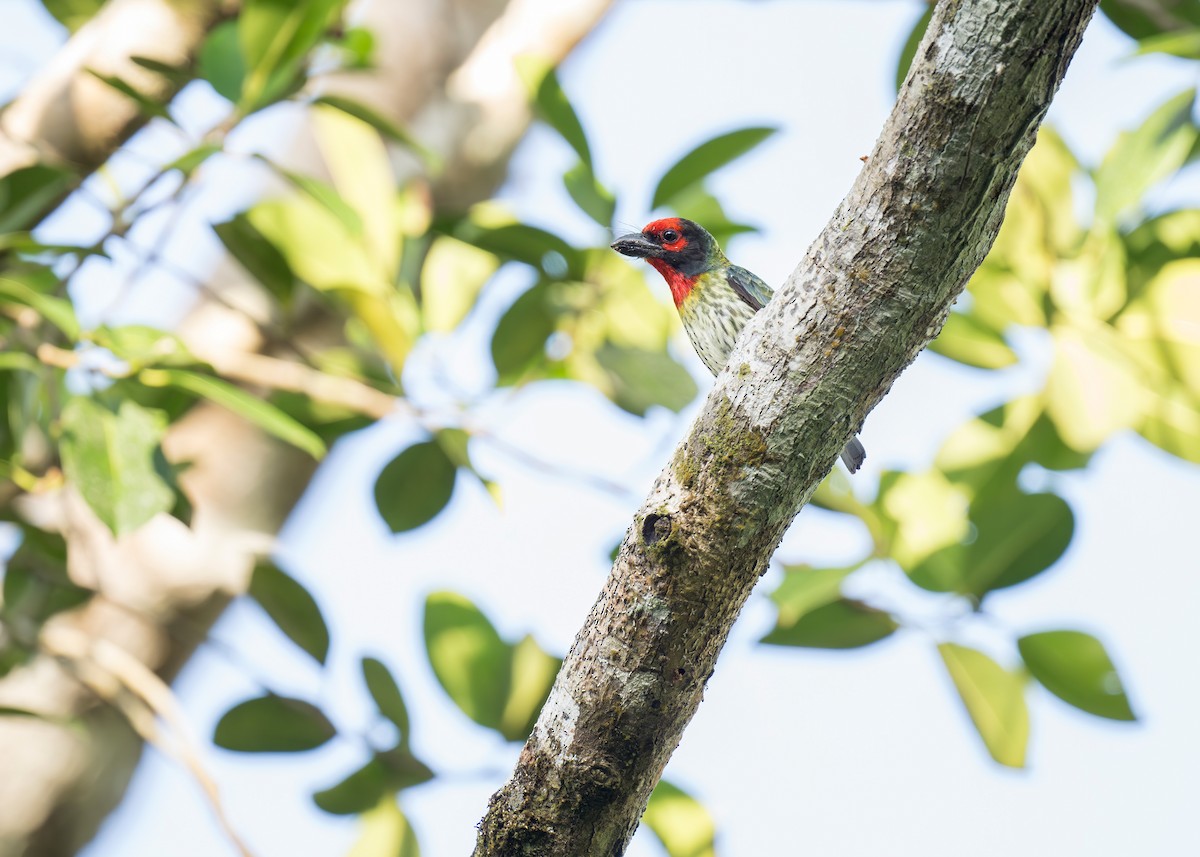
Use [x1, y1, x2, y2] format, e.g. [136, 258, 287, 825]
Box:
[611, 217, 866, 473]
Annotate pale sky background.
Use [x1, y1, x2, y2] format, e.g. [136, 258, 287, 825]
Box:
[2, 1, 1199, 855]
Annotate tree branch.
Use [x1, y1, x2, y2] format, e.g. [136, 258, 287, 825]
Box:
[473, 0, 1099, 853]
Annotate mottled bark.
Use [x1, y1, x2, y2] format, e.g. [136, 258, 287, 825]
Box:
[473, 0, 1100, 854]
[0, 1, 613, 855]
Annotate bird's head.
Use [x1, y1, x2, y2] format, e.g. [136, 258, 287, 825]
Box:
[610, 218, 720, 278]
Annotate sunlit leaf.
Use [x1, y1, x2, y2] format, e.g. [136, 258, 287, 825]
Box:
[423, 591, 511, 730]
[1045, 324, 1147, 451]
[652, 127, 777, 209]
[1018, 630, 1136, 721]
[213, 695, 335, 752]
[420, 236, 498, 332]
[938, 643, 1029, 768]
[84, 70, 173, 121]
[249, 561, 330, 664]
[1134, 27, 1200, 57]
[59, 398, 174, 536]
[248, 196, 379, 291]
[0, 276, 79, 338]
[374, 440, 457, 533]
[498, 635, 561, 742]
[1094, 89, 1197, 225]
[41, 0, 105, 31]
[928, 311, 1018, 369]
[139, 368, 326, 459]
[238, 0, 344, 109]
[314, 95, 434, 165]
[643, 780, 717, 857]
[346, 797, 420, 857]
[878, 469, 970, 569]
[260, 158, 365, 238]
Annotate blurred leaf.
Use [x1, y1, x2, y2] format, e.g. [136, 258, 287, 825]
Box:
[314, 758, 388, 815]
[92, 325, 194, 370]
[248, 196, 379, 291]
[329, 26, 376, 70]
[762, 599, 897, 649]
[84, 70, 173, 121]
[362, 656, 411, 740]
[938, 643, 1028, 768]
[1134, 27, 1200, 57]
[165, 143, 222, 178]
[459, 223, 580, 279]
[213, 695, 335, 752]
[895, 3, 934, 91]
[1139, 387, 1200, 462]
[239, 0, 344, 109]
[0, 164, 76, 233]
[1018, 630, 1136, 721]
[652, 127, 777, 209]
[1100, 0, 1200, 40]
[346, 797, 420, 857]
[0, 276, 80, 338]
[313, 95, 434, 165]
[262, 159, 365, 237]
[1050, 228, 1127, 322]
[928, 311, 1018, 369]
[643, 780, 717, 857]
[139, 368, 326, 459]
[376, 743, 434, 791]
[1045, 324, 1146, 451]
[595, 344, 698, 416]
[519, 60, 592, 169]
[41, 0, 105, 31]
[374, 440, 457, 533]
[490, 282, 557, 383]
[249, 561, 330, 664]
[664, 184, 757, 246]
[420, 236, 497, 332]
[423, 591, 511, 730]
[59, 398, 174, 536]
[563, 161, 616, 228]
[498, 635, 561, 742]
[198, 21, 245, 103]
[213, 213, 297, 304]
[1094, 89, 1197, 225]
[129, 56, 192, 87]
[878, 469, 970, 569]
[2, 527, 90, 625]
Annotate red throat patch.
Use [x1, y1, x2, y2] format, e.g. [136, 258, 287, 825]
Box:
[647, 257, 696, 307]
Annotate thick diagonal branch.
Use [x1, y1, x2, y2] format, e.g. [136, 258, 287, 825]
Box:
[473, 0, 1099, 853]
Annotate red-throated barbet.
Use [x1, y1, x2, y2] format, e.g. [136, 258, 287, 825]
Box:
[612, 217, 866, 473]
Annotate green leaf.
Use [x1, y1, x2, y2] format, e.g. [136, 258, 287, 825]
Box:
[247, 196, 378, 291]
[1134, 27, 1200, 58]
[213, 213, 297, 304]
[928, 311, 1018, 369]
[652, 127, 777, 209]
[420, 236, 498, 332]
[374, 440, 457, 533]
[595, 344, 698, 416]
[1100, 0, 1200, 41]
[139, 368, 326, 459]
[248, 562, 330, 665]
[129, 56, 192, 87]
[895, 3, 934, 91]
[1046, 324, 1146, 452]
[213, 695, 335, 752]
[362, 656, 411, 740]
[238, 0, 344, 109]
[762, 599, 897, 649]
[259, 158, 365, 237]
[423, 591, 511, 730]
[198, 21, 245, 103]
[376, 743, 434, 791]
[59, 398, 175, 536]
[313, 95, 435, 165]
[664, 184, 758, 246]
[165, 143, 222, 178]
[1094, 89, 1198, 225]
[313, 758, 388, 815]
[459, 223, 580, 278]
[346, 797, 420, 857]
[490, 282, 557, 383]
[938, 643, 1029, 768]
[1018, 630, 1136, 721]
[91, 325, 194, 370]
[497, 635, 561, 742]
[0, 164, 77, 233]
[562, 161, 616, 229]
[643, 780, 716, 857]
[84, 70, 173, 122]
[41, 0, 105, 31]
[0, 276, 80, 339]
[521, 61, 592, 168]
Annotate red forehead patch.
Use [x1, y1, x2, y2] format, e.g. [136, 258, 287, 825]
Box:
[643, 217, 687, 253]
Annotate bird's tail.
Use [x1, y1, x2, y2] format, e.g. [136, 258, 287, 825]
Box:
[840, 437, 866, 474]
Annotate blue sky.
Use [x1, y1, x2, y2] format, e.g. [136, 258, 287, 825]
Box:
[3, 1, 1198, 855]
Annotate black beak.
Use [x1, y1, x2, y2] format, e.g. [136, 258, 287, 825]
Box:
[610, 233, 660, 259]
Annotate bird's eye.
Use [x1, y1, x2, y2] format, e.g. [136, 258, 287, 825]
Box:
[661, 229, 679, 243]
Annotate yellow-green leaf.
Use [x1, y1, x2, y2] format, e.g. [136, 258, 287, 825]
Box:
[643, 780, 716, 857]
[1018, 630, 1136, 721]
[938, 643, 1029, 768]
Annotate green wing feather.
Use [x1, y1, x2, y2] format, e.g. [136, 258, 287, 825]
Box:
[726, 264, 774, 312]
